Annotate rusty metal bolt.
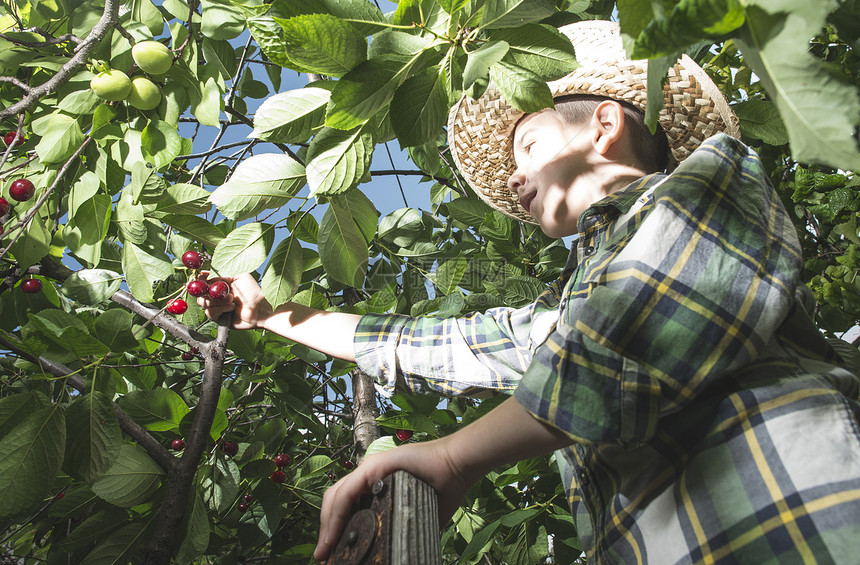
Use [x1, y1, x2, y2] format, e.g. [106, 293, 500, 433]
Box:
[372, 479, 386, 496]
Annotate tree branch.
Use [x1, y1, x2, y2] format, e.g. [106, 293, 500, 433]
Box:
[351, 369, 380, 464]
[110, 290, 210, 350]
[144, 313, 231, 564]
[0, 0, 121, 122]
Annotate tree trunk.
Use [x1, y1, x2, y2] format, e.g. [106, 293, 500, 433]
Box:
[351, 369, 380, 462]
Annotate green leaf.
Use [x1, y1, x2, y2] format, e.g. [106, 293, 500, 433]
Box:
[634, 0, 745, 59]
[64, 193, 111, 250]
[116, 189, 147, 245]
[460, 518, 502, 560]
[480, 0, 556, 29]
[368, 29, 433, 59]
[0, 393, 44, 442]
[150, 183, 213, 215]
[365, 435, 397, 456]
[318, 194, 371, 287]
[733, 98, 790, 146]
[501, 275, 544, 306]
[391, 65, 450, 148]
[644, 51, 680, 134]
[325, 58, 407, 130]
[248, 16, 295, 69]
[262, 234, 304, 308]
[433, 256, 468, 295]
[492, 24, 578, 81]
[80, 520, 149, 564]
[141, 118, 182, 170]
[60, 507, 129, 551]
[10, 216, 51, 272]
[63, 392, 122, 483]
[464, 40, 509, 90]
[91, 443, 165, 507]
[275, 13, 367, 77]
[208, 154, 306, 220]
[162, 214, 225, 248]
[443, 197, 493, 225]
[0, 405, 66, 519]
[95, 309, 140, 352]
[251, 87, 331, 143]
[68, 171, 100, 217]
[121, 240, 175, 303]
[175, 490, 210, 564]
[306, 126, 374, 196]
[35, 113, 84, 164]
[735, 3, 860, 171]
[489, 60, 553, 113]
[117, 388, 190, 432]
[29, 310, 112, 358]
[210, 222, 276, 277]
[201, 0, 247, 40]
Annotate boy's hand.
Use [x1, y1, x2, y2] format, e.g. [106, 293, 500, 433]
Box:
[314, 438, 472, 563]
[196, 273, 273, 330]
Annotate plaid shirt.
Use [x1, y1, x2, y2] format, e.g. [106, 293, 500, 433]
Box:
[355, 134, 860, 563]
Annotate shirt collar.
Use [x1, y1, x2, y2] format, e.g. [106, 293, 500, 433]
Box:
[590, 172, 667, 214]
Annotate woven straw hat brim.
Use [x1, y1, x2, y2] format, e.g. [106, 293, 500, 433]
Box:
[447, 20, 741, 223]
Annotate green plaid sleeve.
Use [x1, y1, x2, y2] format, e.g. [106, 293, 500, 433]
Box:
[354, 278, 567, 396]
[516, 134, 804, 444]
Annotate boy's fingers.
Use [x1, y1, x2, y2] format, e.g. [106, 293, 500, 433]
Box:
[315, 468, 385, 561]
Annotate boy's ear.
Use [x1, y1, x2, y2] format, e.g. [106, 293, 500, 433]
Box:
[591, 100, 625, 156]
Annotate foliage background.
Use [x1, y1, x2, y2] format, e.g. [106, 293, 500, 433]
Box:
[0, 0, 858, 563]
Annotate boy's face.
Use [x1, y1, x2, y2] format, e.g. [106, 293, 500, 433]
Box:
[508, 109, 610, 238]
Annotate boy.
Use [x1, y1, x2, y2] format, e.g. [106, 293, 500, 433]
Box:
[202, 21, 860, 564]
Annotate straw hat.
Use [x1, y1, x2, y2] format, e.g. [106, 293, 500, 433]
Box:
[447, 20, 741, 223]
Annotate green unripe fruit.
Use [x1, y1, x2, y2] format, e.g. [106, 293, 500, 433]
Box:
[126, 76, 162, 110]
[132, 41, 174, 75]
[90, 69, 132, 101]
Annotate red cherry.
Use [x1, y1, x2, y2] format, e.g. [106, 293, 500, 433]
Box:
[0, 196, 9, 216]
[243, 494, 252, 502]
[237, 502, 248, 512]
[181, 250, 203, 269]
[171, 439, 186, 450]
[181, 352, 194, 361]
[221, 440, 239, 456]
[395, 429, 413, 441]
[273, 453, 291, 468]
[186, 279, 208, 297]
[270, 470, 286, 483]
[21, 279, 42, 294]
[4, 132, 22, 146]
[326, 472, 336, 481]
[208, 280, 229, 301]
[9, 178, 34, 202]
[343, 459, 354, 470]
[167, 298, 187, 315]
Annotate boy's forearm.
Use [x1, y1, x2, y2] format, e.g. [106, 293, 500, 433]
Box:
[444, 396, 573, 485]
[258, 302, 362, 362]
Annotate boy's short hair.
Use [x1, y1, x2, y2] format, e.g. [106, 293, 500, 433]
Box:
[553, 94, 671, 173]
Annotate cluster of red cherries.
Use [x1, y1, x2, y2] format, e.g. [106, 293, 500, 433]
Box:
[165, 250, 231, 318]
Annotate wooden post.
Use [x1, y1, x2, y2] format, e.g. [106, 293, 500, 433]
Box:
[329, 471, 442, 565]
[391, 470, 442, 565]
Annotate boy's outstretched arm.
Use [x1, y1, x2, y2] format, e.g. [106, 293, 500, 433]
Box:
[313, 396, 573, 562]
[197, 273, 362, 362]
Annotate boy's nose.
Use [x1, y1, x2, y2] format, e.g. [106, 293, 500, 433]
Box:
[507, 169, 525, 194]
